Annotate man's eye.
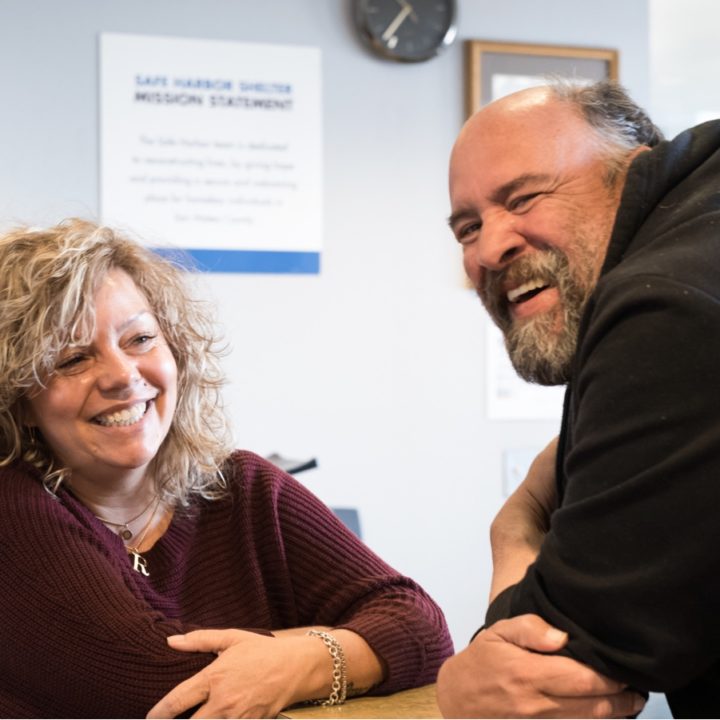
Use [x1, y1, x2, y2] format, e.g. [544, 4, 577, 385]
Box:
[456, 222, 481, 244]
[509, 193, 540, 211]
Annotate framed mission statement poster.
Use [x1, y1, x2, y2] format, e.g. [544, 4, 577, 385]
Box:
[100, 33, 323, 274]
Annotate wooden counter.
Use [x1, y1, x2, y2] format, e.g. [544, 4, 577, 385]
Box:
[280, 683, 441, 719]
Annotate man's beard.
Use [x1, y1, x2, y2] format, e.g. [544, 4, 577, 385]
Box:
[479, 247, 597, 386]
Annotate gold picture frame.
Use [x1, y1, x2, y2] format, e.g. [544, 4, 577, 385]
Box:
[465, 40, 619, 117]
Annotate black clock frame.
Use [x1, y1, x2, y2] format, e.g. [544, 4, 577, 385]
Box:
[353, 0, 458, 63]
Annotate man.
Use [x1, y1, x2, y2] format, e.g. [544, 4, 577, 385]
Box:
[437, 80, 720, 718]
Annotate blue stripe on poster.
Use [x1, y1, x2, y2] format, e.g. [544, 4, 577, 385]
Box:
[151, 248, 321, 274]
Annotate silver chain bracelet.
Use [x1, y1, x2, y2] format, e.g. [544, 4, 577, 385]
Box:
[307, 629, 348, 706]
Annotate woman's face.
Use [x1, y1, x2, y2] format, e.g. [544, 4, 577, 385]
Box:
[25, 268, 178, 489]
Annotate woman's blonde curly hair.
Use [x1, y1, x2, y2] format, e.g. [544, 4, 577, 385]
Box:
[0, 218, 232, 504]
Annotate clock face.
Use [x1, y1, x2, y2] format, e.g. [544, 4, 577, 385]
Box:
[354, 0, 457, 63]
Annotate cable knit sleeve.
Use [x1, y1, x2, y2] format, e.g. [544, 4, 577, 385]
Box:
[230, 451, 454, 694]
[0, 455, 453, 716]
[0, 465, 213, 718]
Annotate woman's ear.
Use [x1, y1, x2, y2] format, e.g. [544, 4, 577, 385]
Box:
[12, 398, 37, 429]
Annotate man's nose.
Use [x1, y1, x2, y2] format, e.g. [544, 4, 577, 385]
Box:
[96, 351, 141, 395]
[468, 214, 527, 272]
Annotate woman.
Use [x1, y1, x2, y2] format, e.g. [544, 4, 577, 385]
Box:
[0, 219, 453, 718]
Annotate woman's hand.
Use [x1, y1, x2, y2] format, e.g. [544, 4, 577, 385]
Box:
[146, 627, 384, 719]
[489, 436, 559, 601]
[146, 629, 318, 719]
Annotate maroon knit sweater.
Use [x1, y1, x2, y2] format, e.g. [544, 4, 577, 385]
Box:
[0, 450, 452, 718]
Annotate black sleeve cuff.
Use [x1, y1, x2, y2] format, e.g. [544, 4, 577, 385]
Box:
[485, 586, 515, 626]
[468, 586, 517, 644]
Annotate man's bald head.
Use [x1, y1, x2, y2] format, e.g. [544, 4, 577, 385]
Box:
[455, 81, 663, 188]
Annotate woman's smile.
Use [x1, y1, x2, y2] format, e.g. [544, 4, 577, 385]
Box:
[92, 399, 153, 427]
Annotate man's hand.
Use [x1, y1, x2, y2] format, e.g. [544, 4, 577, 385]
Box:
[436, 615, 646, 719]
[146, 629, 307, 719]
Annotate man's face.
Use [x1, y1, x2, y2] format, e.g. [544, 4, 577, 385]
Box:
[448, 89, 626, 385]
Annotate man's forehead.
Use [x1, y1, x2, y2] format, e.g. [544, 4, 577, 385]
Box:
[450, 93, 600, 184]
[458, 93, 584, 149]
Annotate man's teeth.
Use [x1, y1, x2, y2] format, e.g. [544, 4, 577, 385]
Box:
[95, 402, 148, 427]
[507, 280, 547, 303]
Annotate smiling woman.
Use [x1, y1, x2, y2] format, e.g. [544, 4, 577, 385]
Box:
[0, 219, 453, 718]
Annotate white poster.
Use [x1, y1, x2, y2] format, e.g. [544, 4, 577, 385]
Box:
[485, 320, 565, 420]
[100, 33, 322, 273]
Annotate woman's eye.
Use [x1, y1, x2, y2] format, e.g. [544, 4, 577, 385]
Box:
[131, 333, 158, 349]
[57, 354, 87, 371]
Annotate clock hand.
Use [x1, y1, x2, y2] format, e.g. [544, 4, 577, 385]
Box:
[381, 4, 412, 42]
[397, 0, 419, 22]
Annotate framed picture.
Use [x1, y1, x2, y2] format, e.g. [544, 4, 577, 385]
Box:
[465, 40, 618, 117]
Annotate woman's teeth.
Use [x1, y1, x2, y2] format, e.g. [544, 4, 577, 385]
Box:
[94, 402, 148, 427]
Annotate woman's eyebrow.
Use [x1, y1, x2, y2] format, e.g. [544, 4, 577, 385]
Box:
[117, 310, 153, 332]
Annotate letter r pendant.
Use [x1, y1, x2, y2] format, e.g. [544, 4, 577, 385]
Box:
[130, 550, 150, 577]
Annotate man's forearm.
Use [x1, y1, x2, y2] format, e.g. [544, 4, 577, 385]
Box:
[489, 540, 538, 603]
[488, 437, 558, 602]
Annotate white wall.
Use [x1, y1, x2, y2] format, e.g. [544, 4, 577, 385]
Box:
[0, 0, 649, 645]
[650, 0, 720, 138]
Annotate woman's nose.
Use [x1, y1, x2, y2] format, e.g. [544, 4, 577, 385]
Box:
[96, 351, 141, 395]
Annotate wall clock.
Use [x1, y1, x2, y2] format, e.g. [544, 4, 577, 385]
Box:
[353, 0, 458, 63]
